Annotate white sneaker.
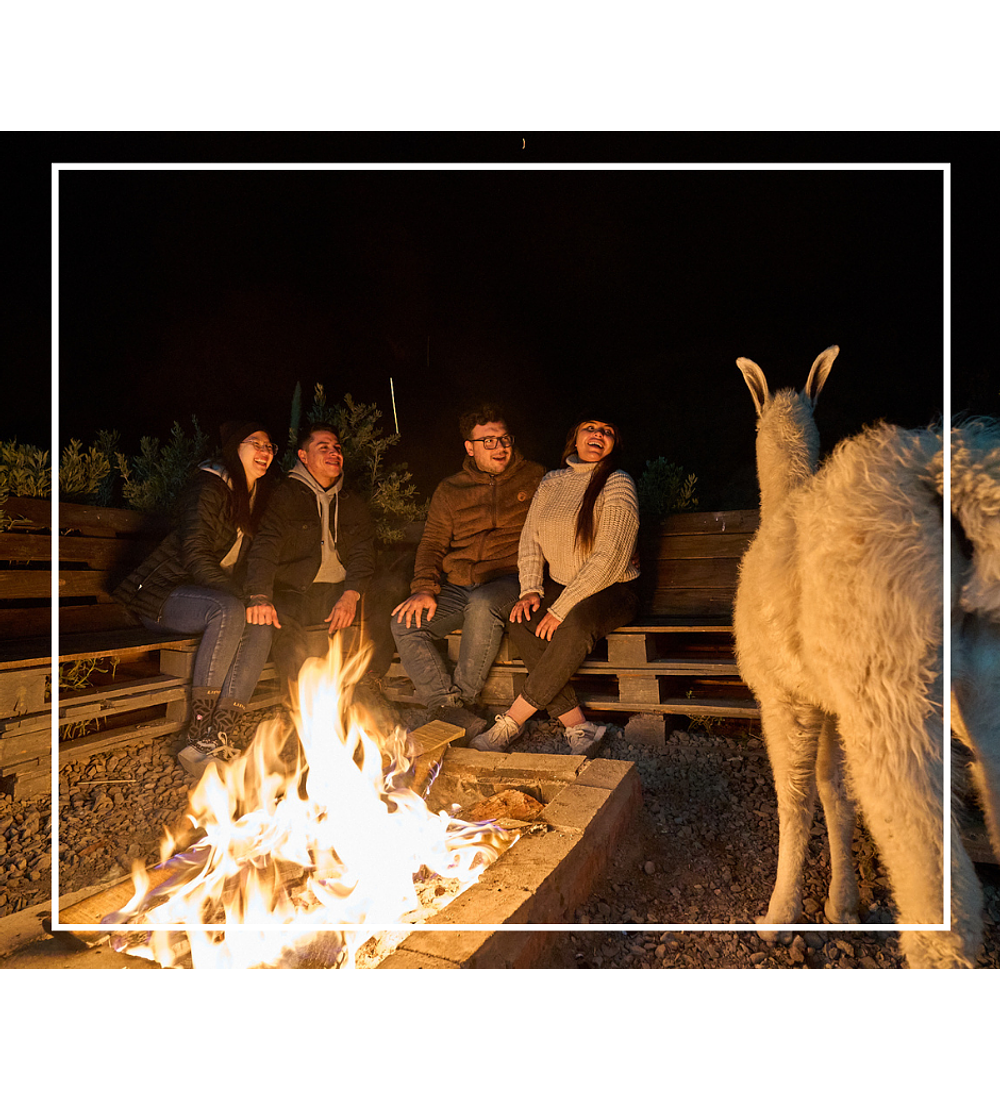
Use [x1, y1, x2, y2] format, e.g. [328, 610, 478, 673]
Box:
[564, 721, 606, 755]
[469, 713, 523, 753]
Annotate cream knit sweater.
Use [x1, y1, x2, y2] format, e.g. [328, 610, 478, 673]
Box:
[518, 456, 639, 622]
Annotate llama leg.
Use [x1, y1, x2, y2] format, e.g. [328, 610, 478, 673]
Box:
[815, 717, 860, 923]
[901, 814, 983, 969]
[756, 699, 824, 942]
[843, 715, 979, 968]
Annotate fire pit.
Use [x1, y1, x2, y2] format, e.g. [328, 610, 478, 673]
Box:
[372, 745, 640, 969]
[64, 642, 640, 970]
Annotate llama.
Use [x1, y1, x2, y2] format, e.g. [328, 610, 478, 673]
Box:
[948, 418, 1000, 865]
[733, 346, 990, 968]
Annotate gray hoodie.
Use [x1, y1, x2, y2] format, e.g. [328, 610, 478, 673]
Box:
[286, 459, 347, 584]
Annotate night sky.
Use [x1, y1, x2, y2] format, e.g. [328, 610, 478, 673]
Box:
[11, 136, 995, 513]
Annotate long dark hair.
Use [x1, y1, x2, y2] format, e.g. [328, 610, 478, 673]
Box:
[560, 417, 622, 553]
[219, 432, 274, 536]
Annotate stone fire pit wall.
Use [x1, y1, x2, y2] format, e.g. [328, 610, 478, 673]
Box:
[377, 748, 641, 969]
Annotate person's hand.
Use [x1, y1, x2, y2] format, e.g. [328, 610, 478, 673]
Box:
[246, 599, 281, 628]
[510, 593, 541, 623]
[327, 590, 360, 632]
[392, 591, 437, 628]
[534, 611, 561, 641]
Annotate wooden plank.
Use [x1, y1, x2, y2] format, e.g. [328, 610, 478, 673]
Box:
[2, 570, 117, 600]
[0, 532, 53, 563]
[58, 534, 158, 567]
[0, 606, 53, 641]
[577, 693, 759, 719]
[642, 595, 740, 618]
[657, 509, 759, 536]
[58, 629, 199, 662]
[615, 619, 732, 633]
[56, 499, 167, 535]
[646, 557, 741, 589]
[1, 497, 53, 528]
[0, 665, 49, 716]
[0, 728, 51, 766]
[58, 675, 189, 719]
[58, 604, 144, 635]
[647, 532, 754, 560]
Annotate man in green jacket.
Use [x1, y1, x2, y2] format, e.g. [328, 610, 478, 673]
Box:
[391, 404, 544, 732]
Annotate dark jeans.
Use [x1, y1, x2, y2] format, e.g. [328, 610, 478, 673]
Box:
[509, 578, 639, 720]
[271, 582, 347, 696]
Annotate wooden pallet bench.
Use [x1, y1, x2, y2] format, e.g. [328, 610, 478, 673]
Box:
[0, 496, 297, 797]
[384, 509, 762, 723]
[1, 499, 761, 795]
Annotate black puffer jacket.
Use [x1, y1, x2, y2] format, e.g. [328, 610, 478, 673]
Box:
[243, 476, 376, 600]
[112, 469, 249, 622]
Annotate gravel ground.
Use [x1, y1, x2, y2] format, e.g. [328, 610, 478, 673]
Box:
[2, 703, 998, 970]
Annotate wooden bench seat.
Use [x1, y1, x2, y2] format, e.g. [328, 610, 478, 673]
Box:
[384, 610, 759, 720]
[0, 495, 299, 796]
[1, 497, 762, 796]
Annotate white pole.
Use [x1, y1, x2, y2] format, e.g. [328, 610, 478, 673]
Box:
[390, 377, 399, 434]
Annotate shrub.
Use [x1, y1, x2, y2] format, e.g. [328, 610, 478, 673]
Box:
[637, 457, 699, 522]
[115, 417, 210, 518]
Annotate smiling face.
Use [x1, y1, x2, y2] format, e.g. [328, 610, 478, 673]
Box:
[573, 420, 617, 464]
[238, 431, 275, 485]
[298, 429, 344, 488]
[464, 420, 513, 475]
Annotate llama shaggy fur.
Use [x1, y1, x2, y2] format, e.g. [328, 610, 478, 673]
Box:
[733, 346, 995, 968]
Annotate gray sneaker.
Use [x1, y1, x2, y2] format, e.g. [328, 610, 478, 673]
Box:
[564, 721, 606, 756]
[469, 713, 523, 753]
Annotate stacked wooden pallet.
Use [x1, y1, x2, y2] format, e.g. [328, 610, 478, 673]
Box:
[0, 496, 285, 797]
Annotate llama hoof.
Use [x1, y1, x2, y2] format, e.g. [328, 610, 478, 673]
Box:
[755, 917, 795, 946]
[824, 896, 861, 925]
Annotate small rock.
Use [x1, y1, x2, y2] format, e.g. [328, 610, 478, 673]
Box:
[644, 861, 655, 875]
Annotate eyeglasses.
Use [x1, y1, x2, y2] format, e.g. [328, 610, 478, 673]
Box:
[467, 434, 514, 450]
[242, 439, 278, 455]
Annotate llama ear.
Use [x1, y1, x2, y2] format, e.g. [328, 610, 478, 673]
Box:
[804, 345, 839, 408]
[736, 357, 769, 416]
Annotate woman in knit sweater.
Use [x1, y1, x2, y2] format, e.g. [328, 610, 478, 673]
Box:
[470, 416, 640, 754]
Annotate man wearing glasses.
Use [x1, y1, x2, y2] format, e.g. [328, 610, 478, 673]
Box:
[244, 422, 376, 698]
[392, 404, 544, 735]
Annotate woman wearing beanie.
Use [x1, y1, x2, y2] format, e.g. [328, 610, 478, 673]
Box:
[470, 416, 640, 755]
[113, 420, 277, 773]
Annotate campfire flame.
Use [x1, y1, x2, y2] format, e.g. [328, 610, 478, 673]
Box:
[103, 640, 512, 968]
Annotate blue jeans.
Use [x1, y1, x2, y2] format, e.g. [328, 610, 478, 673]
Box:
[142, 586, 273, 704]
[390, 576, 520, 708]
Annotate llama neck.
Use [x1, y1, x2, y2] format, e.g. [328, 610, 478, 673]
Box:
[755, 393, 820, 514]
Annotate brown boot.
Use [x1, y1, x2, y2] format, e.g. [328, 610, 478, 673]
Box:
[213, 699, 248, 750]
[185, 688, 220, 746]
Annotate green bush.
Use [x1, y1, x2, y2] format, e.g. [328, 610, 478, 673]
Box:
[2, 389, 422, 542]
[637, 457, 699, 522]
[0, 439, 51, 500]
[115, 417, 210, 517]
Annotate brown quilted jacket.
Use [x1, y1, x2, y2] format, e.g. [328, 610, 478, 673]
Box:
[411, 451, 545, 592]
